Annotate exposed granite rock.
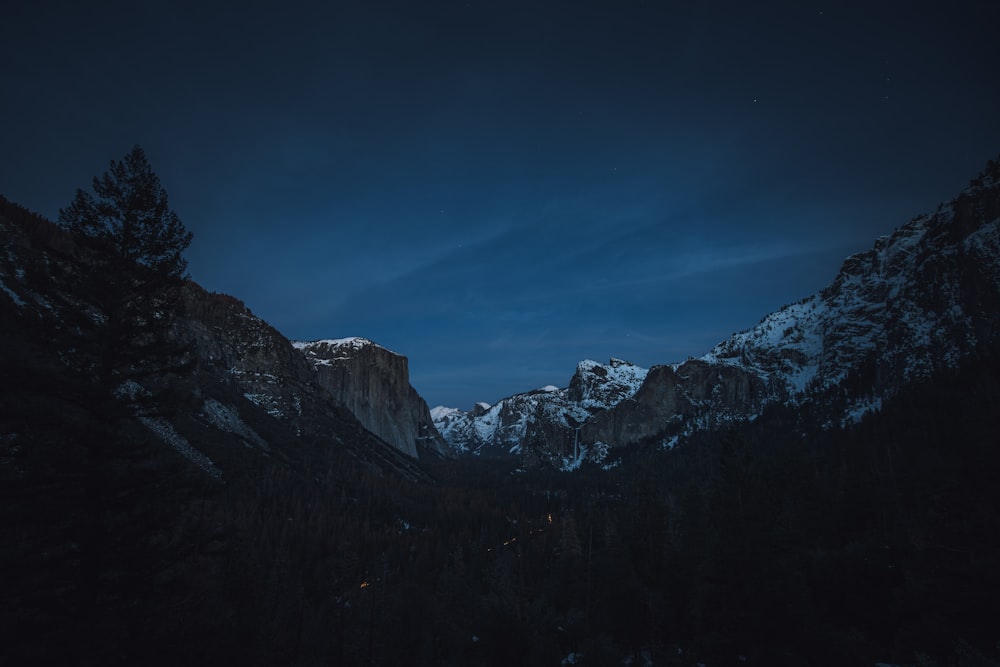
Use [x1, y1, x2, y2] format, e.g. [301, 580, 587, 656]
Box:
[580, 360, 770, 447]
[294, 338, 449, 458]
[180, 286, 316, 423]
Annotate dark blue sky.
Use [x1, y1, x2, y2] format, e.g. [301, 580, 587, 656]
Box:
[3, 1, 999, 408]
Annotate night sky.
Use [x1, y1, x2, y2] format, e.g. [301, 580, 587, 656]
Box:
[3, 1, 999, 409]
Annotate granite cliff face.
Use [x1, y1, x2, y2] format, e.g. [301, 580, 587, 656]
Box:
[434, 158, 1000, 465]
[293, 338, 448, 458]
[579, 359, 770, 448]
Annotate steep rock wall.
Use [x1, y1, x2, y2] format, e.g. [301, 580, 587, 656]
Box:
[295, 339, 448, 458]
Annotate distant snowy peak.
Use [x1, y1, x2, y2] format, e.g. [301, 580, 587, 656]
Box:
[429, 406, 460, 421]
[432, 384, 591, 457]
[432, 358, 648, 456]
[569, 358, 648, 409]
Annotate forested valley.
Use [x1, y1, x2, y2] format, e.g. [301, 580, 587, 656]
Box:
[4, 344, 999, 666]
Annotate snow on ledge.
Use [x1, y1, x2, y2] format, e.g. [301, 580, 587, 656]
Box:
[140, 416, 222, 480]
[293, 337, 373, 350]
[292, 337, 398, 356]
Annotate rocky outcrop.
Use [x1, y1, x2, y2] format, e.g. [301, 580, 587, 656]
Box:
[580, 359, 771, 447]
[294, 338, 449, 458]
[568, 358, 648, 407]
[181, 286, 317, 423]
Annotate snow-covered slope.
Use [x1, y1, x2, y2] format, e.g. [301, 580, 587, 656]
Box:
[584, 159, 1000, 451]
[705, 168, 999, 399]
[569, 358, 649, 408]
[435, 157, 1000, 464]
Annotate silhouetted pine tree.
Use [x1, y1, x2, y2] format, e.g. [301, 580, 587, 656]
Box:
[31, 147, 203, 664]
[58, 144, 194, 415]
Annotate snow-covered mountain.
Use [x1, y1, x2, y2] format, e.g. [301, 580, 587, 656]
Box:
[432, 358, 648, 464]
[435, 157, 1000, 465]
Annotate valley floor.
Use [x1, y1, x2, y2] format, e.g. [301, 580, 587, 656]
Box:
[3, 350, 1000, 666]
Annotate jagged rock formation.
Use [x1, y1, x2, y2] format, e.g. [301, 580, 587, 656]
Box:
[432, 358, 647, 462]
[579, 359, 770, 448]
[434, 157, 1000, 465]
[568, 358, 649, 407]
[293, 338, 448, 458]
[180, 286, 317, 423]
[432, 386, 586, 459]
